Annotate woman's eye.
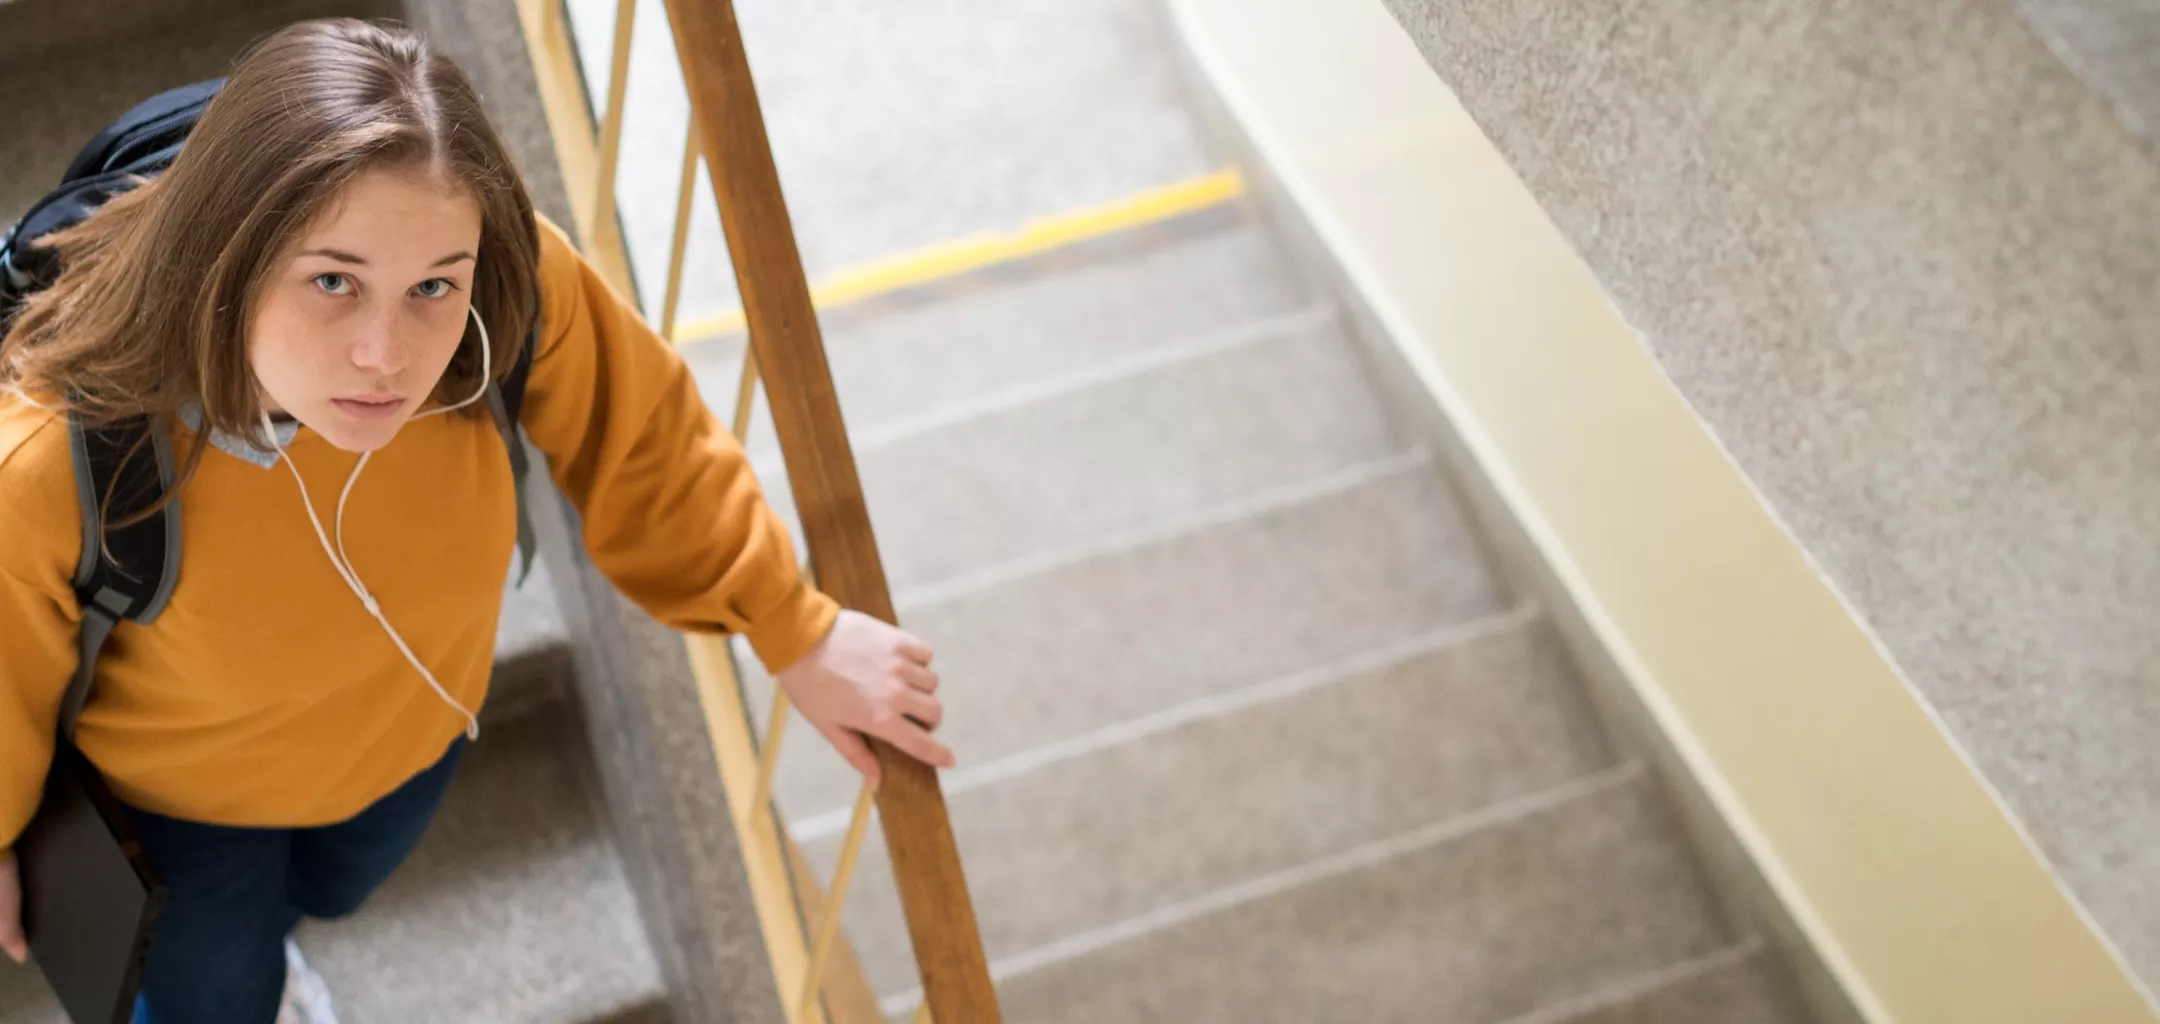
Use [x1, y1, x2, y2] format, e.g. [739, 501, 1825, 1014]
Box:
[413, 278, 459, 299]
[313, 273, 352, 295]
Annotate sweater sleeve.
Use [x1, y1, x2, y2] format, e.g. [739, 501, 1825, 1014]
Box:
[519, 215, 839, 673]
[0, 414, 87, 851]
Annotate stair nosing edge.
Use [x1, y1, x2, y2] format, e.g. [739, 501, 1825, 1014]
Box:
[1485, 936, 1772, 1024]
[889, 446, 1438, 611]
[746, 303, 1339, 476]
[788, 602, 1545, 840]
[876, 761, 1652, 1014]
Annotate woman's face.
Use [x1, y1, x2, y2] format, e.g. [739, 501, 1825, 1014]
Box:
[250, 166, 483, 453]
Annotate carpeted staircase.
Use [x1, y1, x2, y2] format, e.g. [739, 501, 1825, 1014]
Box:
[716, 205, 1814, 1024]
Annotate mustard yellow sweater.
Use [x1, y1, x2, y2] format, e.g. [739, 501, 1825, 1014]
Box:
[0, 216, 835, 844]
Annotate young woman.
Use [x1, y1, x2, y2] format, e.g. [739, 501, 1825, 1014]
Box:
[0, 18, 952, 1024]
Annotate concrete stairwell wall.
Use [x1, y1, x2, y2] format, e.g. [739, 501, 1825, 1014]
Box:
[1163, 1, 2160, 1022]
[0, 0, 567, 230]
[0, 0, 397, 223]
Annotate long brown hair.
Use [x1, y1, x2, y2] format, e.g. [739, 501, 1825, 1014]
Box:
[0, 18, 539, 500]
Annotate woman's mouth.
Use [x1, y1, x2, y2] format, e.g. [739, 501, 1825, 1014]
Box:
[332, 395, 407, 421]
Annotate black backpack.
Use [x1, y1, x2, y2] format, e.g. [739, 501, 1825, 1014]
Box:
[0, 79, 538, 740]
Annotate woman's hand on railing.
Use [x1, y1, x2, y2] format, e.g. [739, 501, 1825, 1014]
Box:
[778, 610, 954, 788]
[1, 849, 25, 963]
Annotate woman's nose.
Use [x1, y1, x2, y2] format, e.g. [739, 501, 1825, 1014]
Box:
[350, 315, 412, 375]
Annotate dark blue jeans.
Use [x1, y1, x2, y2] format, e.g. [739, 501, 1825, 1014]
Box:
[124, 741, 464, 1024]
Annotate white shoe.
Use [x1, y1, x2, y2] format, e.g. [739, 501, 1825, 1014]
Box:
[277, 938, 342, 1024]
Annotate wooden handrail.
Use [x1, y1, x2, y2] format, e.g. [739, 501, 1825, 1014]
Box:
[658, 2, 1003, 1022]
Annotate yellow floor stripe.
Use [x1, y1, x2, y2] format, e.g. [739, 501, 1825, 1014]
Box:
[672, 168, 1246, 345]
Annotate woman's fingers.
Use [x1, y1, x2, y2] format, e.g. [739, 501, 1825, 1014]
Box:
[871, 714, 955, 769]
[777, 612, 956, 783]
[896, 661, 940, 694]
[823, 712, 953, 788]
[894, 686, 944, 730]
[897, 632, 934, 667]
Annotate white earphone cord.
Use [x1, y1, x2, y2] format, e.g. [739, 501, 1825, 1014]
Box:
[267, 306, 495, 740]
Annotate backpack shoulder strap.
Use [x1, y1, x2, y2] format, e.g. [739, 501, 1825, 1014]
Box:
[486, 324, 540, 584]
[61, 413, 180, 738]
[498, 323, 535, 426]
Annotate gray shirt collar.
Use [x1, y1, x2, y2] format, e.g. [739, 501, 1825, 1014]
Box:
[177, 402, 298, 469]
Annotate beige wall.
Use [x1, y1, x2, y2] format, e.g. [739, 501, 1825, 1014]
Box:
[1161, 1, 2158, 1021]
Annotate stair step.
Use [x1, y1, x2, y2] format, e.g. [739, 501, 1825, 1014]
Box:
[0, 0, 293, 66]
[807, 613, 1614, 995]
[681, 216, 1313, 465]
[0, 674, 615, 1024]
[488, 559, 573, 719]
[299, 699, 662, 1023]
[0, 0, 405, 221]
[0, 959, 60, 1022]
[493, 221, 1318, 703]
[760, 307, 1399, 591]
[1534, 944, 1808, 1024]
[568, 0, 1217, 320]
[748, 456, 1507, 821]
[982, 771, 1733, 1024]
